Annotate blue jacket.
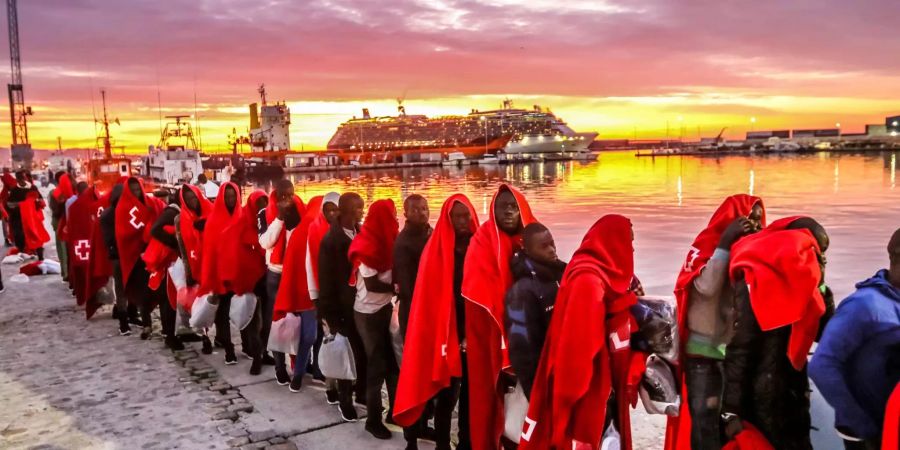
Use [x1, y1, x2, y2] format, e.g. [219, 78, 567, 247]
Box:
[809, 270, 900, 439]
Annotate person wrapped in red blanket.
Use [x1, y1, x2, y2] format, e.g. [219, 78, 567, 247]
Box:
[66, 186, 100, 313]
[272, 195, 322, 386]
[462, 184, 536, 449]
[6, 171, 50, 259]
[51, 172, 75, 280]
[115, 177, 166, 340]
[722, 216, 834, 449]
[519, 215, 643, 450]
[665, 194, 765, 450]
[394, 194, 479, 450]
[200, 182, 266, 366]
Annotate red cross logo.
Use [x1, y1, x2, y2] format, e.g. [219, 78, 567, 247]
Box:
[75, 239, 90, 261]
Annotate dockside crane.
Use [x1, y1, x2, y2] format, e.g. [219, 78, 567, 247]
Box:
[6, 0, 32, 169]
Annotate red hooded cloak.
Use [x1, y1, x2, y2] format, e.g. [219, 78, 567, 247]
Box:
[462, 184, 537, 450]
[394, 194, 479, 426]
[519, 215, 638, 450]
[273, 196, 323, 321]
[347, 199, 399, 285]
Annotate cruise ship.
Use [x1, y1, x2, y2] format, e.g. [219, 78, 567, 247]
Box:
[326, 100, 595, 157]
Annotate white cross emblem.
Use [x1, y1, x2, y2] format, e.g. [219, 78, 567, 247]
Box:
[128, 206, 144, 230]
[441, 344, 447, 357]
[610, 331, 630, 351]
[96, 206, 104, 218]
[521, 416, 537, 442]
[75, 239, 90, 261]
[190, 250, 197, 260]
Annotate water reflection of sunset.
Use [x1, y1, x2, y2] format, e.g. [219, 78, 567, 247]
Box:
[269, 151, 897, 301]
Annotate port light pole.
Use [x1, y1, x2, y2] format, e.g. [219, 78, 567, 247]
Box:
[481, 115, 487, 154]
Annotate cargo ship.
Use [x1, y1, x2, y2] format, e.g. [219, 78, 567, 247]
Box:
[326, 99, 593, 161]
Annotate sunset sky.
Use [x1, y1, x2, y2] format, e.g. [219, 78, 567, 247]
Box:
[5, 0, 900, 152]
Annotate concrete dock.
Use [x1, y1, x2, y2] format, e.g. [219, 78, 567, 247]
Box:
[0, 248, 665, 450]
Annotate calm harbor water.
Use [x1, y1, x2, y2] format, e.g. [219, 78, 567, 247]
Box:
[279, 150, 898, 302]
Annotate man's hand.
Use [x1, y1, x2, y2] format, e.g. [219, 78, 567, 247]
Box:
[722, 414, 743, 440]
[719, 217, 754, 249]
[276, 199, 292, 220]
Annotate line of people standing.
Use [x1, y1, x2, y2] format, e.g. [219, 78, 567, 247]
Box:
[26, 171, 900, 450]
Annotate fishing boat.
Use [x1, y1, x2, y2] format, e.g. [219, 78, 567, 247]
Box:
[84, 90, 134, 193]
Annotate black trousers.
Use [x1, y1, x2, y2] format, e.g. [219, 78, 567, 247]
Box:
[241, 278, 268, 359]
[354, 305, 399, 424]
[214, 294, 233, 349]
[458, 353, 471, 450]
[403, 377, 461, 447]
[125, 261, 172, 336]
[685, 356, 724, 450]
[844, 438, 881, 450]
[398, 298, 412, 340]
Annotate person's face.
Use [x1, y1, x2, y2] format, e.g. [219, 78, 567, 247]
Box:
[747, 203, 764, 232]
[351, 198, 365, 224]
[255, 196, 268, 212]
[404, 198, 429, 227]
[450, 202, 472, 237]
[494, 190, 522, 235]
[525, 230, 558, 265]
[224, 186, 237, 211]
[128, 180, 143, 199]
[183, 188, 200, 213]
[323, 202, 339, 223]
[276, 186, 294, 212]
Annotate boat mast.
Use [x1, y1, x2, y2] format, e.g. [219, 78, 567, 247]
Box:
[100, 89, 112, 159]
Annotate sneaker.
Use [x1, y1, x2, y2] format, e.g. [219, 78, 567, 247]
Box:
[165, 335, 185, 351]
[140, 326, 152, 340]
[119, 321, 132, 336]
[420, 426, 437, 442]
[289, 377, 303, 393]
[275, 367, 290, 386]
[325, 389, 339, 405]
[201, 336, 213, 355]
[128, 315, 144, 327]
[249, 357, 262, 376]
[338, 402, 358, 423]
[261, 353, 276, 365]
[364, 421, 392, 440]
[224, 347, 238, 365]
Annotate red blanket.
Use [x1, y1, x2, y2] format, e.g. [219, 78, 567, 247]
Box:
[143, 224, 178, 293]
[273, 196, 323, 321]
[201, 183, 265, 295]
[347, 199, 398, 285]
[265, 192, 306, 265]
[52, 173, 74, 203]
[722, 422, 774, 450]
[394, 194, 479, 427]
[85, 189, 114, 319]
[307, 199, 331, 284]
[520, 215, 639, 450]
[66, 187, 100, 307]
[884, 382, 900, 450]
[666, 194, 764, 450]
[179, 184, 212, 280]
[20, 190, 50, 252]
[729, 216, 825, 370]
[462, 184, 536, 449]
[114, 178, 163, 288]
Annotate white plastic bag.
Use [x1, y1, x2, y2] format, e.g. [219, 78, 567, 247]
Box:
[600, 423, 621, 450]
[268, 314, 301, 355]
[503, 382, 529, 443]
[168, 258, 187, 290]
[318, 333, 357, 381]
[2, 254, 24, 264]
[389, 303, 404, 365]
[229, 292, 257, 330]
[639, 354, 680, 416]
[38, 259, 61, 274]
[96, 277, 116, 305]
[189, 294, 218, 329]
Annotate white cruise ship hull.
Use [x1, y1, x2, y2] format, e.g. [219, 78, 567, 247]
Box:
[504, 132, 597, 154]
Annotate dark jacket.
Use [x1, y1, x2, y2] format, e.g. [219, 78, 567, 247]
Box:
[150, 205, 180, 250]
[394, 223, 432, 337]
[317, 221, 357, 334]
[809, 270, 900, 440]
[99, 185, 123, 260]
[723, 272, 834, 450]
[393, 223, 432, 305]
[503, 252, 567, 398]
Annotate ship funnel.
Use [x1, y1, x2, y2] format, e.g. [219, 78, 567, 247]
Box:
[249, 103, 260, 129]
[362, 108, 370, 119]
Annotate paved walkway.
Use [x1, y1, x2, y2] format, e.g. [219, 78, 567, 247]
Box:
[0, 253, 665, 450]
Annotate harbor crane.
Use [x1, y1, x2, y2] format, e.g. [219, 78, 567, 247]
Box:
[6, 0, 32, 169]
